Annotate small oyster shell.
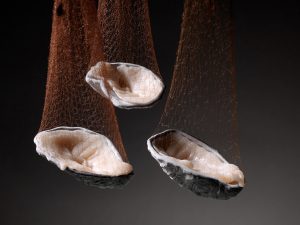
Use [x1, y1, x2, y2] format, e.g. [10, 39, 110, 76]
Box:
[86, 62, 164, 109]
[34, 127, 133, 188]
[147, 129, 245, 199]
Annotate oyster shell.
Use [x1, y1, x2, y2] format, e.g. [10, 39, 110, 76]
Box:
[147, 129, 245, 199]
[86, 62, 164, 109]
[34, 127, 133, 188]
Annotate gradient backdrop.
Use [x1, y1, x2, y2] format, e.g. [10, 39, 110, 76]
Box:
[1, 0, 300, 224]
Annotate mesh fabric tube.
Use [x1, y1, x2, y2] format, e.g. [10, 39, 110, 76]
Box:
[98, 0, 161, 77]
[147, 0, 244, 199]
[85, 0, 164, 109]
[36, 0, 133, 188]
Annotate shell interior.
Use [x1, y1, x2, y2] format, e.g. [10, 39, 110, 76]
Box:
[147, 130, 245, 187]
[85, 62, 164, 108]
[34, 127, 133, 176]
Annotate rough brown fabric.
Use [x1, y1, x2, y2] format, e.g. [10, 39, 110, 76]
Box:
[97, 0, 161, 77]
[39, 0, 127, 161]
[156, 0, 240, 166]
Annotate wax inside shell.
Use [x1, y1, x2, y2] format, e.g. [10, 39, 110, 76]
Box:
[148, 130, 245, 187]
[86, 62, 164, 108]
[34, 127, 133, 176]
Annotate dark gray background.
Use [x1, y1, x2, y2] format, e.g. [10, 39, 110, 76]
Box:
[1, 0, 300, 224]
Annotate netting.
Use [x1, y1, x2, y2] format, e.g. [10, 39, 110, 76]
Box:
[85, 0, 163, 109]
[39, 0, 127, 161]
[98, 0, 161, 77]
[155, 0, 241, 166]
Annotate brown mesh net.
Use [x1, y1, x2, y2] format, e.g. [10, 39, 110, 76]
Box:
[157, 0, 240, 165]
[147, 0, 244, 199]
[36, 1, 133, 187]
[98, 0, 161, 76]
[85, 0, 164, 109]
